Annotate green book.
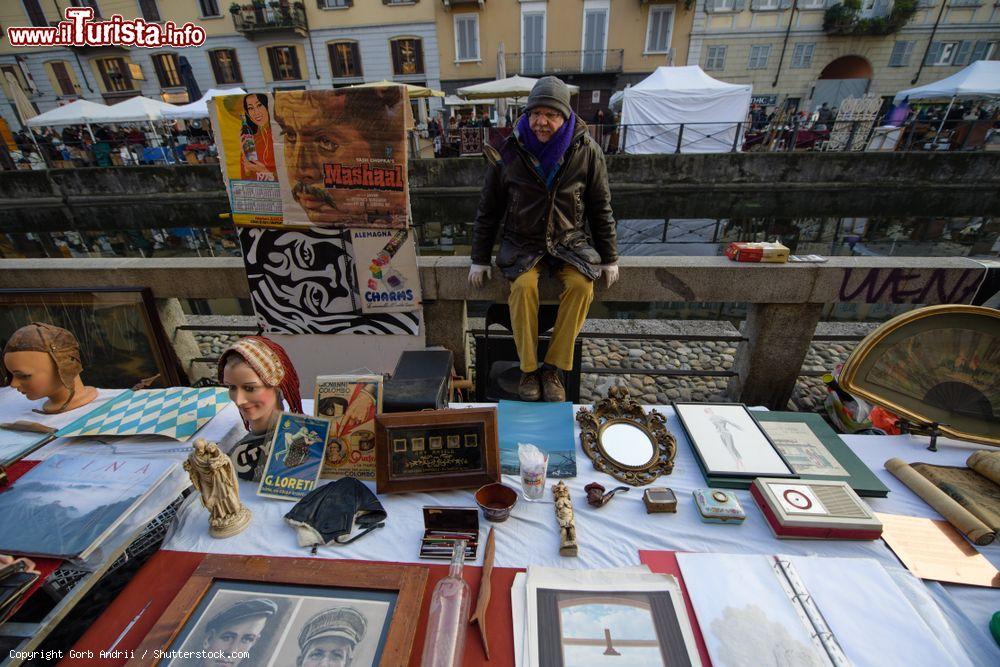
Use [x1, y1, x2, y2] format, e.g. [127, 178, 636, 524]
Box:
[705, 411, 889, 498]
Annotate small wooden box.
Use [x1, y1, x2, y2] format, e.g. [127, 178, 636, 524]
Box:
[420, 506, 479, 560]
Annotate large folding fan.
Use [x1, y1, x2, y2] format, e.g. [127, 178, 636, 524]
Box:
[839, 305, 999, 446]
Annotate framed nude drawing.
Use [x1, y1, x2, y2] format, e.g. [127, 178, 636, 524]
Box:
[673, 403, 796, 480]
[127, 556, 427, 667]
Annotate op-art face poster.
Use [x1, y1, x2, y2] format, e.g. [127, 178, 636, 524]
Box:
[212, 88, 409, 230]
[349, 228, 421, 313]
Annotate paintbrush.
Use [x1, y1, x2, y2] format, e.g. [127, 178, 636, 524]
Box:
[468, 526, 495, 660]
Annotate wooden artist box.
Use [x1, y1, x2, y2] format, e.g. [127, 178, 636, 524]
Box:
[420, 506, 479, 560]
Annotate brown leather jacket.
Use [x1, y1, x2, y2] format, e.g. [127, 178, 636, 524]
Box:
[470, 117, 617, 281]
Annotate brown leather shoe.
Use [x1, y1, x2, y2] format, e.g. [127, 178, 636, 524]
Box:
[541, 367, 566, 402]
[518, 371, 541, 402]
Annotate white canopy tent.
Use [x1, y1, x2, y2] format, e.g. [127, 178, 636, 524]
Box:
[456, 75, 580, 100]
[96, 96, 177, 123]
[162, 87, 247, 120]
[892, 61, 1000, 103]
[619, 66, 752, 154]
[892, 61, 1000, 142]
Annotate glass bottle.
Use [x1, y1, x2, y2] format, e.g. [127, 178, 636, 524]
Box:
[822, 373, 855, 404]
[420, 540, 471, 667]
[240, 117, 257, 163]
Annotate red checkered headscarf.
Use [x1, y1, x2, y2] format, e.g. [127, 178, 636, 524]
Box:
[217, 336, 303, 416]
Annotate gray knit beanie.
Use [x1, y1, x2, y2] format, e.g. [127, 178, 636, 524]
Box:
[526, 76, 571, 119]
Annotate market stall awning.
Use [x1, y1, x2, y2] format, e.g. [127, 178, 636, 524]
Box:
[456, 75, 579, 100]
[162, 87, 247, 120]
[25, 99, 111, 127]
[97, 96, 177, 123]
[893, 61, 1000, 103]
[350, 80, 445, 98]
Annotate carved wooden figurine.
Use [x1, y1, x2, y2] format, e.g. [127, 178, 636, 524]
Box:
[553, 481, 578, 557]
[184, 438, 252, 538]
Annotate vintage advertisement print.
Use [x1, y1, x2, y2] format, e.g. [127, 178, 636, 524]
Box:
[211, 93, 284, 228]
[272, 88, 409, 229]
[258, 413, 330, 501]
[349, 229, 421, 313]
[314, 374, 383, 480]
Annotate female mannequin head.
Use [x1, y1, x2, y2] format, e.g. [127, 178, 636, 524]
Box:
[3, 322, 97, 414]
[218, 336, 302, 433]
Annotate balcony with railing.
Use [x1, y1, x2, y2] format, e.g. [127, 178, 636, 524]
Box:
[231, 3, 308, 40]
[505, 49, 625, 76]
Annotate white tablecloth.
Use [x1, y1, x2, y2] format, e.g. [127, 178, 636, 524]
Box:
[162, 401, 1000, 664]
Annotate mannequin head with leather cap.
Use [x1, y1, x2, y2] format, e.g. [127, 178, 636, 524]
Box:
[3, 322, 98, 414]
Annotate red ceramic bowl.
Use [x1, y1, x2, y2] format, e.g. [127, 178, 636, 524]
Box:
[475, 483, 518, 522]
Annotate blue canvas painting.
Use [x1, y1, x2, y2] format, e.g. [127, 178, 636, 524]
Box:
[498, 400, 577, 478]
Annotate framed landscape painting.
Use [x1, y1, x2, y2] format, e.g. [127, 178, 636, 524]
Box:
[127, 556, 427, 667]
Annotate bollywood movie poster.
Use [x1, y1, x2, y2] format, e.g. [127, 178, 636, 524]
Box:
[210, 93, 284, 227]
[270, 88, 409, 229]
[314, 374, 383, 480]
[257, 413, 330, 501]
[349, 228, 422, 314]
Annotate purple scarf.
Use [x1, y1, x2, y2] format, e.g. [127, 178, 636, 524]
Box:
[517, 111, 576, 185]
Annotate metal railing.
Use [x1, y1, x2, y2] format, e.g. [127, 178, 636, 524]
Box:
[7, 118, 997, 171]
[429, 118, 998, 157]
[231, 4, 307, 35]
[505, 49, 625, 76]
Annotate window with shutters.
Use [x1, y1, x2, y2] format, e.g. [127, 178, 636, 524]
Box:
[51, 62, 76, 96]
[455, 14, 480, 62]
[705, 45, 727, 71]
[152, 53, 182, 88]
[521, 7, 546, 74]
[268, 46, 302, 80]
[319, 0, 351, 7]
[798, 0, 825, 7]
[790, 43, 815, 69]
[747, 44, 771, 69]
[138, 0, 160, 21]
[752, 0, 781, 10]
[97, 58, 133, 92]
[328, 41, 362, 78]
[391, 38, 424, 75]
[926, 41, 977, 66]
[970, 41, 997, 62]
[888, 41, 914, 67]
[70, 0, 101, 17]
[645, 6, 673, 54]
[199, 0, 222, 17]
[22, 0, 48, 27]
[582, 4, 608, 71]
[209, 49, 243, 84]
[710, 0, 737, 11]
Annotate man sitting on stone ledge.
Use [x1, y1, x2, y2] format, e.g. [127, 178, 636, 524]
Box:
[468, 76, 619, 402]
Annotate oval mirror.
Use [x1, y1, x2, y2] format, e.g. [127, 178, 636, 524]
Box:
[600, 422, 655, 469]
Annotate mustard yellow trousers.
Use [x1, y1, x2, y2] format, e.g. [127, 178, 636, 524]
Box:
[508, 264, 594, 373]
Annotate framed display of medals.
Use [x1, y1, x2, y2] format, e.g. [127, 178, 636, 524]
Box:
[374, 408, 500, 494]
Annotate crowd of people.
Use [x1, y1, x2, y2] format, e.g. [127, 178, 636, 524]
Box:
[2, 121, 217, 170]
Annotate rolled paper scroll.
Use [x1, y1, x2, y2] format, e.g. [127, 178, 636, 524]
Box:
[968, 450, 1000, 487]
[885, 457, 995, 546]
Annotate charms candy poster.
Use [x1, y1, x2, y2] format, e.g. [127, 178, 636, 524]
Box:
[210, 88, 409, 229]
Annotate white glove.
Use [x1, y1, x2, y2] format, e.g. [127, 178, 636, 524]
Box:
[600, 263, 619, 288]
[468, 264, 491, 288]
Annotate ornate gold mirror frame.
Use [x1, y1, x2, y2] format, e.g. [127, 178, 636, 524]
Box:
[576, 386, 677, 486]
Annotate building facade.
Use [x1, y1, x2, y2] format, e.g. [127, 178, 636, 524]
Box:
[435, 0, 694, 119]
[0, 0, 442, 130]
[687, 0, 1000, 114]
